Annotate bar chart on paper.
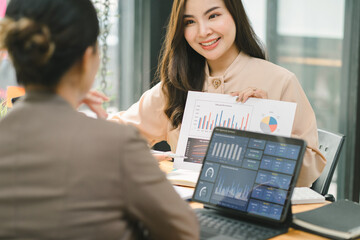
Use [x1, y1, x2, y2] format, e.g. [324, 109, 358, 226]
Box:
[191, 100, 254, 138]
[174, 91, 297, 171]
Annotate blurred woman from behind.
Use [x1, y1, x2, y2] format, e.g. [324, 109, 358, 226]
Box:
[0, 0, 199, 239]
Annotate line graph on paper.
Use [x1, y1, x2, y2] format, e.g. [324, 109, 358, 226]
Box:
[190, 100, 254, 138]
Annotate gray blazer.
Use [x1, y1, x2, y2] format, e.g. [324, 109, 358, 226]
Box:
[0, 91, 199, 240]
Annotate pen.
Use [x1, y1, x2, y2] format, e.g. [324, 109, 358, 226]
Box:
[150, 150, 188, 159]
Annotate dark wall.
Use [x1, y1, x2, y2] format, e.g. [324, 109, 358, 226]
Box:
[150, 0, 173, 151]
[150, 0, 173, 86]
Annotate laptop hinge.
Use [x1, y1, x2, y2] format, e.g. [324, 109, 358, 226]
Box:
[284, 205, 293, 228]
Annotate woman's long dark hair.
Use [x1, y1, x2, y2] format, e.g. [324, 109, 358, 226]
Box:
[0, 0, 99, 90]
[158, 0, 265, 129]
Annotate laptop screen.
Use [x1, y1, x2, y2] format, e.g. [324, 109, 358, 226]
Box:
[192, 127, 306, 223]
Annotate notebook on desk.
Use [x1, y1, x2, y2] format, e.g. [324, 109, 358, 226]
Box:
[192, 127, 307, 240]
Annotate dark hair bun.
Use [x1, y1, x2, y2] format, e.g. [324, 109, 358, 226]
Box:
[1, 17, 55, 67]
[2, 0, 99, 88]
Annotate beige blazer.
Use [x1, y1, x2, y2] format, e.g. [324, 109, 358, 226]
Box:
[0, 91, 199, 240]
[111, 52, 326, 187]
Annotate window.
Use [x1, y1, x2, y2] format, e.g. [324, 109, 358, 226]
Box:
[110, 1, 360, 200]
[242, 0, 360, 201]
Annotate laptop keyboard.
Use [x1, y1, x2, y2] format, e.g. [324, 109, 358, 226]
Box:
[195, 209, 287, 240]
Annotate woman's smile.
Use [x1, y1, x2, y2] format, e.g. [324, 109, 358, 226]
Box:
[200, 37, 221, 50]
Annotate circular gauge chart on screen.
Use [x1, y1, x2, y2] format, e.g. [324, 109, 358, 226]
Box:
[260, 116, 278, 133]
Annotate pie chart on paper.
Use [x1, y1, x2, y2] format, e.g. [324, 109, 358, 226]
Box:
[260, 116, 278, 134]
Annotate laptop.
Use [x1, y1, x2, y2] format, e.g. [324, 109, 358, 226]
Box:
[192, 127, 306, 240]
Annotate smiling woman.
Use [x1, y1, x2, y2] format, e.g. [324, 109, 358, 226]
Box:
[183, 0, 238, 74]
[110, 0, 326, 188]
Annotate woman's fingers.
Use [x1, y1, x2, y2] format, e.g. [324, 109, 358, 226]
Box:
[84, 90, 109, 104]
[79, 90, 109, 119]
[152, 154, 173, 162]
[88, 90, 110, 101]
[87, 103, 108, 119]
[231, 87, 268, 103]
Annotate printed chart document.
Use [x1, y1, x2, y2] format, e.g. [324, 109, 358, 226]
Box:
[167, 91, 297, 187]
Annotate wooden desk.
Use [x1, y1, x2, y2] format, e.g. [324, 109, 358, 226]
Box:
[160, 160, 329, 240]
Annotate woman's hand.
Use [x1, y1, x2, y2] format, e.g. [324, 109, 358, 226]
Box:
[150, 150, 175, 162]
[152, 153, 173, 162]
[80, 90, 109, 119]
[230, 87, 268, 103]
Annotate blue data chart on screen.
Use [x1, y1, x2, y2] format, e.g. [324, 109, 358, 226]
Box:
[200, 162, 220, 183]
[251, 185, 287, 205]
[193, 131, 301, 220]
[260, 156, 296, 174]
[255, 170, 292, 190]
[247, 199, 283, 220]
[194, 181, 214, 202]
[209, 165, 257, 211]
[206, 133, 249, 167]
[264, 141, 300, 160]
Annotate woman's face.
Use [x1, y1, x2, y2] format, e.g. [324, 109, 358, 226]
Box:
[183, 0, 238, 63]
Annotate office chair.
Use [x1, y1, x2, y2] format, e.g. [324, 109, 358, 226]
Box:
[311, 128, 345, 202]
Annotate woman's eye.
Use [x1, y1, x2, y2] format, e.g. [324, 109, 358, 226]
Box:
[209, 14, 219, 19]
[185, 19, 195, 25]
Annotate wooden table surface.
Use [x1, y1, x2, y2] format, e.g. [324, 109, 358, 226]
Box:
[160, 160, 330, 239]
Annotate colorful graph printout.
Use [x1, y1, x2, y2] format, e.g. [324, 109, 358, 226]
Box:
[193, 100, 253, 135]
[184, 138, 209, 164]
[174, 91, 297, 172]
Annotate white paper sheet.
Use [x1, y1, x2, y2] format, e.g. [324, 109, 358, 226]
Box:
[173, 185, 195, 200]
[174, 91, 297, 172]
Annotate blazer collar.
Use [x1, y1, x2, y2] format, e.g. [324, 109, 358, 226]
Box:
[23, 90, 73, 109]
